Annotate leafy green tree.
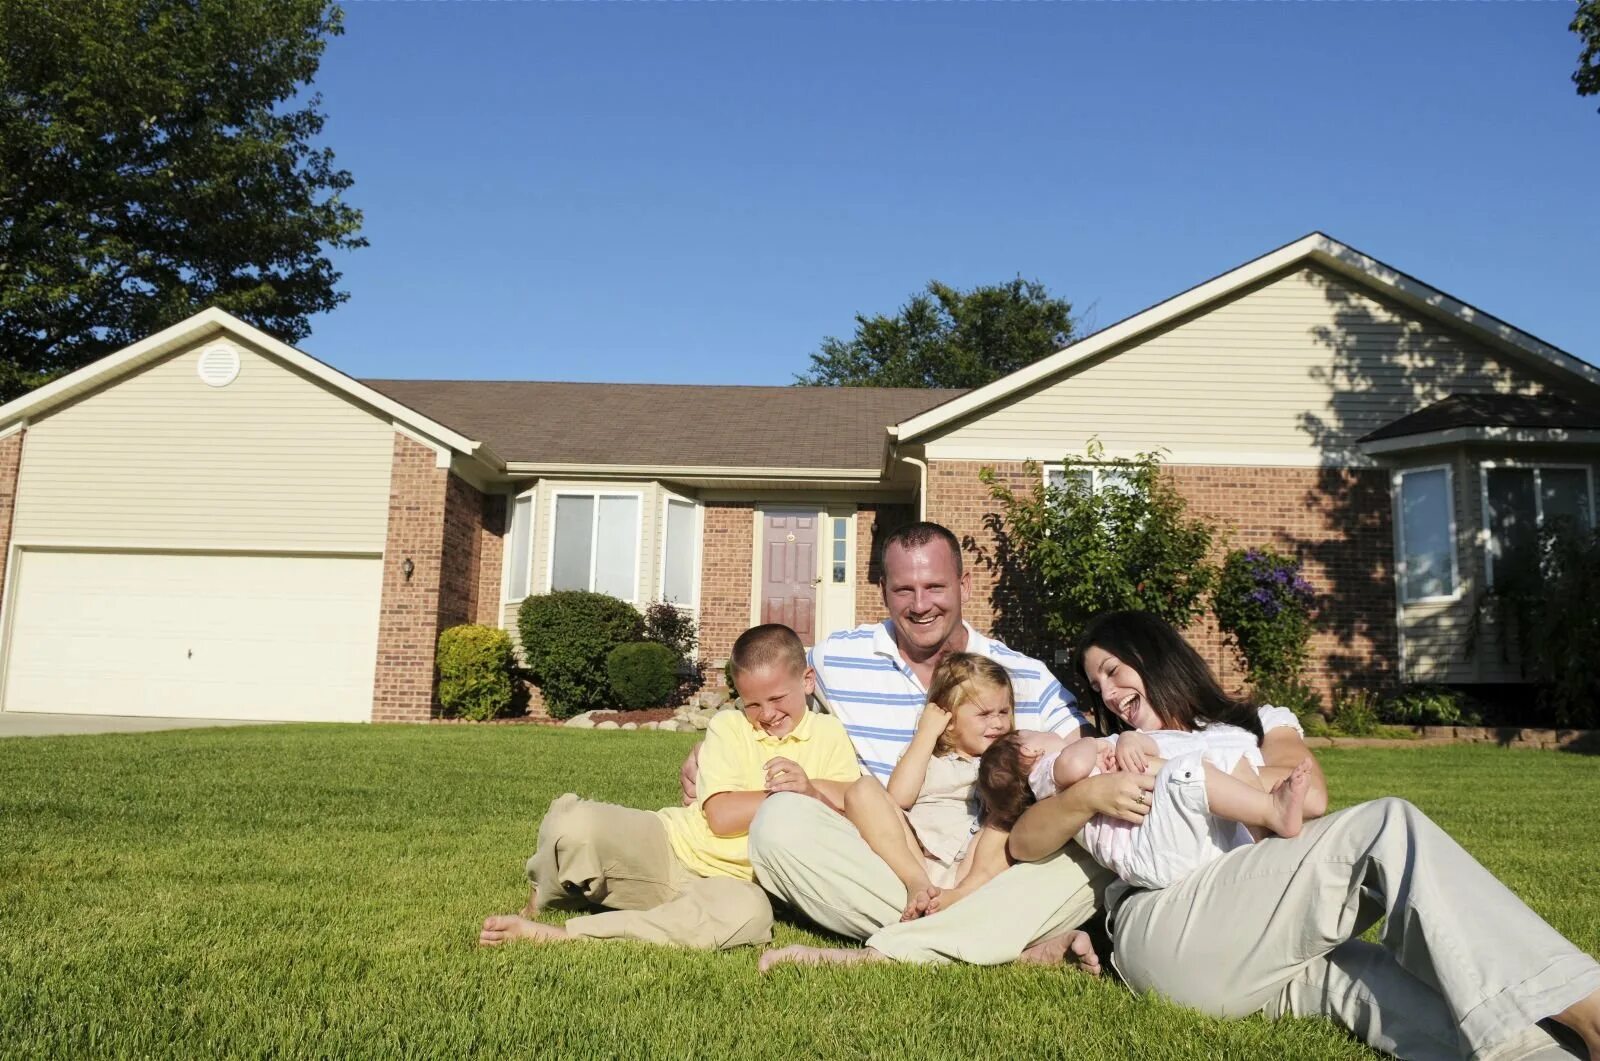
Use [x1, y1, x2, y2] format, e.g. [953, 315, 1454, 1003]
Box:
[980, 441, 1217, 656]
[0, 0, 364, 400]
[796, 278, 1073, 389]
[1575, 0, 1600, 107]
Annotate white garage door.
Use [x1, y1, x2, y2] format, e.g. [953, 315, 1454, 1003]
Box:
[1, 550, 382, 722]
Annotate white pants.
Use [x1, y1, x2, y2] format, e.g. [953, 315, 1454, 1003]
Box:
[1111, 797, 1600, 1060]
[748, 792, 1111, 964]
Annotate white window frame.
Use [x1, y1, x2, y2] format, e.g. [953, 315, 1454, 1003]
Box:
[1393, 464, 1461, 605]
[500, 487, 537, 604]
[656, 491, 703, 612]
[1046, 462, 1135, 495]
[1477, 460, 1595, 589]
[545, 489, 645, 603]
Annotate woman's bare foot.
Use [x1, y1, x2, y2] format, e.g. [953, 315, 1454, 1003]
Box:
[901, 885, 941, 921]
[1265, 758, 1312, 838]
[478, 914, 571, 947]
[758, 945, 887, 972]
[1018, 929, 1101, 976]
[1551, 987, 1600, 1059]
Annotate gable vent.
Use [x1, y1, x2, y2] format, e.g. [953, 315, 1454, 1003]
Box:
[197, 344, 241, 388]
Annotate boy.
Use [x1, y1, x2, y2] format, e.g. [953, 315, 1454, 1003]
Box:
[478, 623, 861, 951]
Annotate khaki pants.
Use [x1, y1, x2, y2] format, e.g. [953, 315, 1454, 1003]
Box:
[526, 793, 773, 951]
[747, 791, 1110, 964]
[1111, 797, 1600, 1061]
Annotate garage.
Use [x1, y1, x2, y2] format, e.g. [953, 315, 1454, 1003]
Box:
[1, 549, 382, 722]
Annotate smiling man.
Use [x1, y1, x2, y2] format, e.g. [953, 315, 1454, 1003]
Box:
[743, 521, 1115, 969]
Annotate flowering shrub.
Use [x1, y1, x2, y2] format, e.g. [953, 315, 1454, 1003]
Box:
[1214, 547, 1316, 687]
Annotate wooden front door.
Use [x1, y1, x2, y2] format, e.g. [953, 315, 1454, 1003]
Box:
[761, 510, 818, 644]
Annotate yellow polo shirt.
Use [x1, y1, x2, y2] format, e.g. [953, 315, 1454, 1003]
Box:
[656, 708, 860, 881]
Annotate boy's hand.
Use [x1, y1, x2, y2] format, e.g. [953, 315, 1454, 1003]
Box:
[914, 702, 952, 741]
[1114, 731, 1157, 775]
[763, 757, 817, 798]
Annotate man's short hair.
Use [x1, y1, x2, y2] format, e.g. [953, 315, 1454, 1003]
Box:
[879, 520, 963, 576]
[730, 623, 807, 677]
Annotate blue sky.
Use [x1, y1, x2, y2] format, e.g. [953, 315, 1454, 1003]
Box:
[309, 3, 1599, 383]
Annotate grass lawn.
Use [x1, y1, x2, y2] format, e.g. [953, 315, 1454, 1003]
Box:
[2, 726, 1596, 1060]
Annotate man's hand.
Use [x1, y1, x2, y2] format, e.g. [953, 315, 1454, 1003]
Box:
[763, 757, 817, 798]
[679, 742, 702, 806]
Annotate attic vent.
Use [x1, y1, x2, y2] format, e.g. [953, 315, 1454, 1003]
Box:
[197, 344, 241, 388]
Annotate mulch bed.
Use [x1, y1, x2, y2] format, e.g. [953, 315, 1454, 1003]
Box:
[585, 708, 679, 726]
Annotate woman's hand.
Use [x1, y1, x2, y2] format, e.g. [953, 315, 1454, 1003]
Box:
[1072, 770, 1156, 824]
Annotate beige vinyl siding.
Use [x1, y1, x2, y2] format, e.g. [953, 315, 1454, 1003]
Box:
[923, 265, 1570, 467]
[13, 338, 393, 552]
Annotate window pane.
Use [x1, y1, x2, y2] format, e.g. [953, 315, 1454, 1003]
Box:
[551, 495, 594, 592]
[508, 495, 533, 599]
[1540, 468, 1592, 533]
[1485, 469, 1538, 583]
[1400, 469, 1454, 599]
[594, 495, 638, 600]
[662, 500, 696, 605]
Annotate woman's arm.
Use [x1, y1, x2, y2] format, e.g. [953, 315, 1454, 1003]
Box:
[885, 704, 948, 809]
[1259, 727, 1328, 819]
[1008, 770, 1156, 862]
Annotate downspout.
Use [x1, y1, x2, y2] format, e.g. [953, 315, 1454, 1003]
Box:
[899, 453, 929, 522]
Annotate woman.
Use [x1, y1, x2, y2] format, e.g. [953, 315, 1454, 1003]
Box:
[1009, 611, 1600, 1060]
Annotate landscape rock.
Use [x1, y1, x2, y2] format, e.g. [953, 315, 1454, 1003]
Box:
[621, 722, 638, 731]
[595, 721, 619, 730]
[564, 713, 596, 729]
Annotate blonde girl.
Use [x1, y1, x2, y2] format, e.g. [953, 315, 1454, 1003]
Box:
[842, 652, 1021, 921]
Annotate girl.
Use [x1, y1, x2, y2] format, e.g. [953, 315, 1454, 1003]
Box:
[842, 652, 1025, 921]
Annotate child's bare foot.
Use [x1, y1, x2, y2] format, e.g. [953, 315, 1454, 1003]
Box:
[1266, 758, 1312, 838]
[1018, 929, 1102, 976]
[901, 885, 940, 921]
[478, 914, 571, 947]
[924, 879, 980, 915]
[759, 945, 887, 972]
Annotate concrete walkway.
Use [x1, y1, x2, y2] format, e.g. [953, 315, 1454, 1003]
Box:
[0, 713, 281, 738]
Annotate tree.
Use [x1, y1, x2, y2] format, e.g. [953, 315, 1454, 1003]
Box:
[0, 0, 364, 401]
[1576, 0, 1600, 106]
[796, 277, 1073, 389]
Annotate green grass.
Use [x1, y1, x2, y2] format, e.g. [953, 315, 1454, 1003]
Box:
[2, 728, 1595, 1059]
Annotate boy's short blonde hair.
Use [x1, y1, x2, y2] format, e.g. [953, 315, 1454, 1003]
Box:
[730, 623, 807, 680]
[926, 652, 1015, 756]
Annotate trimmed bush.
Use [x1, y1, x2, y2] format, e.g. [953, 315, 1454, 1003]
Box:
[436, 624, 515, 721]
[607, 642, 682, 709]
[517, 592, 644, 718]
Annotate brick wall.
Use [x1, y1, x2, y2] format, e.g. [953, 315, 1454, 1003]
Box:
[372, 434, 451, 723]
[698, 501, 754, 675]
[853, 501, 913, 627]
[474, 493, 506, 626]
[438, 473, 485, 631]
[924, 459, 1397, 706]
[0, 431, 23, 610]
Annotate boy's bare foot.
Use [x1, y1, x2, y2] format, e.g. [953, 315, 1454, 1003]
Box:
[901, 886, 941, 921]
[1552, 987, 1600, 1059]
[758, 945, 887, 972]
[1018, 929, 1102, 976]
[1266, 758, 1312, 838]
[478, 914, 571, 947]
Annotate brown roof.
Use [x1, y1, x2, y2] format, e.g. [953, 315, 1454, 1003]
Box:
[1359, 392, 1600, 443]
[360, 380, 965, 469]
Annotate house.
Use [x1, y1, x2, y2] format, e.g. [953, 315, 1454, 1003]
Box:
[0, 232, 1594, 723]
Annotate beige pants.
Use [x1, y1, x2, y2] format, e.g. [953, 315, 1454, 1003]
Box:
[1111, 797, 1600, 1061]
[748, 792, 1110, 964]
[526, 793, 773, 951]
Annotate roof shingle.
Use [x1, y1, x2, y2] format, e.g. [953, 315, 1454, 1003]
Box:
[1359, 392, 1600, 443]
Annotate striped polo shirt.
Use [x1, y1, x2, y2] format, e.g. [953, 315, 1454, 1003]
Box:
[808, 620, 1087, 781]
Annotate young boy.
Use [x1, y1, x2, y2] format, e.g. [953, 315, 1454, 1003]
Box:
[478, 623, 861, 951]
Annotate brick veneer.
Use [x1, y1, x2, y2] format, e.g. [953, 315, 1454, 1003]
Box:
[0, 431, 23, 612]
[697, 501, 754, 675]
[371, 435, 501, 722]
[473, 493, 506, 627]
[853, 501, 913, 626]
[925, 459, 1397, 706]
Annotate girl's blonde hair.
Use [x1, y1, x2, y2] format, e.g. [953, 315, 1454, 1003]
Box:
[926, 652, 1015, 756]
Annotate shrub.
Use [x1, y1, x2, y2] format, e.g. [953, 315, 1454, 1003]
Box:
[607, 642, 682, 709]
[1329, 688, 1380, 737]
[1214, 547, 1316, 687]
[436, 624, 515, 721]
[1381, 686, 1466, 727]
[981, 440, 1218, 655]
[517, 592, 644, 718]
[1251, 675, 1326, 734]
[642, 601, 698, 660]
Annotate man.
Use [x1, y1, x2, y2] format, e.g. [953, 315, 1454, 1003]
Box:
[681, 521, 1116, 969]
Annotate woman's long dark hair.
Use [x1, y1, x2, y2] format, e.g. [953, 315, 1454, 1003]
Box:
[1073, 610, 1263, 740]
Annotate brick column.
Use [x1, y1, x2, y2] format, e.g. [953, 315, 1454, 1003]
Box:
[372, 434, 451, 723]
[698, 501, 754, 679]
[0, 431, 24, 611]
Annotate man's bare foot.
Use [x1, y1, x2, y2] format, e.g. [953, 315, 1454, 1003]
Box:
[758, 945, 888, 972]
[478, 914, 572, 947]
[1018, 929, 1102, 976]
[901, 885, 940, 921]
[519, 886, 540, 919]
[1551, 987, 1600, 1059]
[1266, 758, 1312, 838]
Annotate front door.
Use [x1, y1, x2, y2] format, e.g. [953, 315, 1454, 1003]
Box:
[761, 510, 818, 644]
